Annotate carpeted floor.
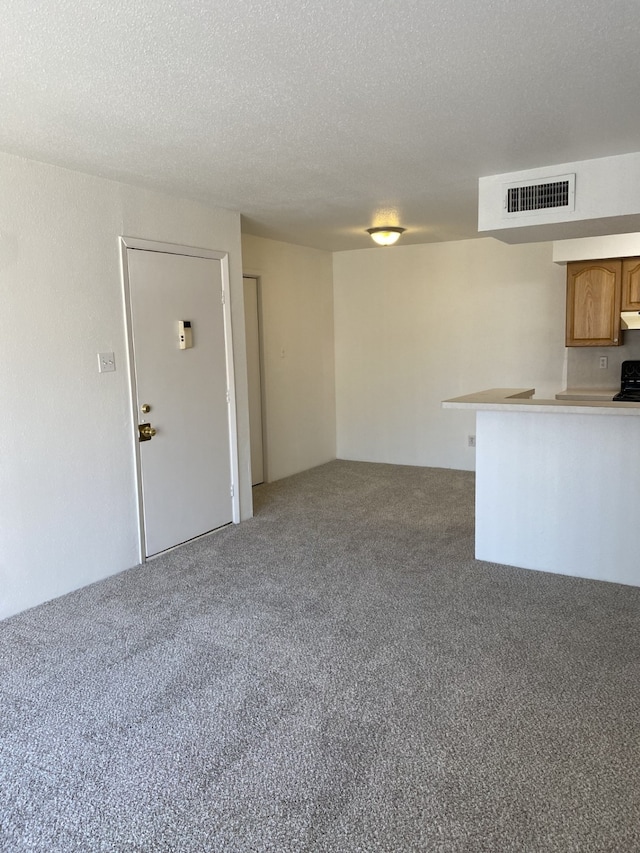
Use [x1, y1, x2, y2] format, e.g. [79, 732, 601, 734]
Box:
[1, 460, 639, 852]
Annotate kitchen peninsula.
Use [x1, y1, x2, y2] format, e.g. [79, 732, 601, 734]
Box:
[443, 389, 640, 587]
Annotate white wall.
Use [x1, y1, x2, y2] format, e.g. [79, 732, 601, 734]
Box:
[476, 408, 640, 587]
[0, 151, 251, 620]
[241, 234, 336, 481]
[333, 238, 567, 470]
[565, 336, 640, 390]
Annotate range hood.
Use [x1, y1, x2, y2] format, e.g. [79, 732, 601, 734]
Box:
[621, 311, 640, 330]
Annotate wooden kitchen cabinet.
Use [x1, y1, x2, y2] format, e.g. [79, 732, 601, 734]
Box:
[622, 257, 640, 311]
[566, 259, 622, 346]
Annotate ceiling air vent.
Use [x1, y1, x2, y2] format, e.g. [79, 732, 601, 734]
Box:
[503, 173, 575, 217]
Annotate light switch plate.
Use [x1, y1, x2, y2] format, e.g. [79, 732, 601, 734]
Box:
[98, 352, 116, 373]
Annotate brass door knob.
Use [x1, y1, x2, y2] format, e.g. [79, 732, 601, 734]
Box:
[138, 423, 157, 442]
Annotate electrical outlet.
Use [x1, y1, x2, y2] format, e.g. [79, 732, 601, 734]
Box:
[468, 435, 476, 448]
[599, 356, 608, 369]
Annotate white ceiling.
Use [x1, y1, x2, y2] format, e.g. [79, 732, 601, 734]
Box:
[2, 0, 640, 251]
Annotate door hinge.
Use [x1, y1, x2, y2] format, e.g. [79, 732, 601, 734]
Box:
[221, 288, 226, 305]
[230, 483, 234, 498]
[226, 389, 230, 404]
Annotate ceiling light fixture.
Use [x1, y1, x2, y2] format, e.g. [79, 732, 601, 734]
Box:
[366, 226, 405, 246]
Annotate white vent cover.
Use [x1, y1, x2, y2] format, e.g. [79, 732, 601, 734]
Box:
[503, 173, 575, 218]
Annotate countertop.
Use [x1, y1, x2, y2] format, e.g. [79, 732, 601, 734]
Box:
[442, 388, 640, 415]
[555, 388, 616, 401]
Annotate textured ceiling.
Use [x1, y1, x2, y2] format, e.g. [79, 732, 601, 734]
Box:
[2, 0, 640, 251]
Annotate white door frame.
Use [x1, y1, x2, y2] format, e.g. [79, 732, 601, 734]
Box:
[242, 274, 267, 485]
[242, 268, 269, 483]
[120, 236, 241, 563]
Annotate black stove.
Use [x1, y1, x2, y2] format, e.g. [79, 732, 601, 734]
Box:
[613, 360, 640, 401]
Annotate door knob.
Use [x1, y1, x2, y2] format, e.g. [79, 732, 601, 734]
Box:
[138, 422, 157, 442]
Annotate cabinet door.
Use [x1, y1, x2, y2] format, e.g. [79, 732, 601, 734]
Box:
[566, 260, 622, 346]
[622, 257, 640, 311]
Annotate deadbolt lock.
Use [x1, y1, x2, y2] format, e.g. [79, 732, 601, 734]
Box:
[138, 422, 157, 442]
[141, 403, 151, 414]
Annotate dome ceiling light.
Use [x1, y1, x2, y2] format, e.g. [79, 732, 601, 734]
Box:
[366, 226, 406, 246]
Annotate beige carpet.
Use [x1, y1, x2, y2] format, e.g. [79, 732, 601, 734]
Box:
[1, 460, 639, 852]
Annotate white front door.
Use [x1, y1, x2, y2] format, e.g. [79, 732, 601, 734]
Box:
[126, 248, 233, 556]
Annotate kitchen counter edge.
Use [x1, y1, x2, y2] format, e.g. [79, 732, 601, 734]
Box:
[442, 388, 640, 415]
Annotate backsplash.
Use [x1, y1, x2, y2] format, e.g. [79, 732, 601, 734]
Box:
[566, 331, 640, 389]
